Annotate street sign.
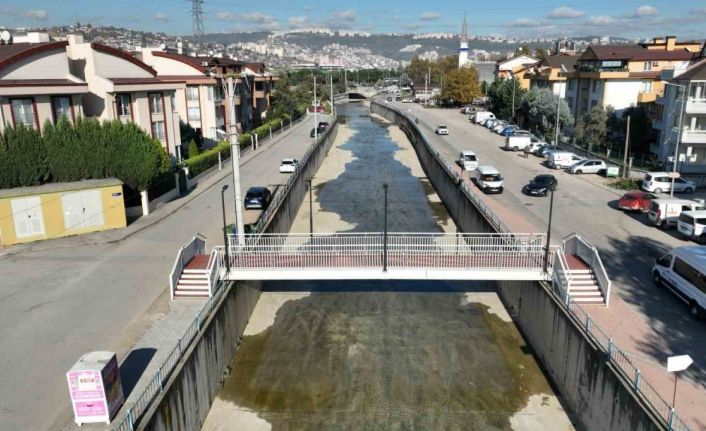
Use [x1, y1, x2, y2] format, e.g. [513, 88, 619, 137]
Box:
[667, 355, 693, 372]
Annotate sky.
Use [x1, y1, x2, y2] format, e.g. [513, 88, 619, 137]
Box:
[1, 0, 706, 39]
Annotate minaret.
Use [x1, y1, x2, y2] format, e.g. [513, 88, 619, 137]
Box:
[458, 13, 469, 68]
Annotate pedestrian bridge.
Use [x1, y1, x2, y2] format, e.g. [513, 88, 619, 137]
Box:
[220, 232, 550, 281]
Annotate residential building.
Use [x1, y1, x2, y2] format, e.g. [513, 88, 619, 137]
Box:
[654, 57, 706, 172]
[137, 49, 219, 145]
[65, 35, 184, 158]
[525, 54, 580, 98]
[0, 40, 88, 133]
[494, 55, 539, 83]
[561, 38, 699, 122]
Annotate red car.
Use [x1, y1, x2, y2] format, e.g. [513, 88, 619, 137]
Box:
[618, 191, 656, 212]
[308, 105, 325, 113]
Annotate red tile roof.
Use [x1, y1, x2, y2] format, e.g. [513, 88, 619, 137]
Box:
[0, 79, 87, 88]
[90, 43, 157, 76]
[109, 77, 184, 85]
[674, 58, 706, 81]
[151, 51, 209, 73]
[0, 41, 69, 72]
[582, 45, 696, 62]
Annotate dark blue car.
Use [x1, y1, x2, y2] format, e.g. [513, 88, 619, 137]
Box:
[500, 126, 519, 136]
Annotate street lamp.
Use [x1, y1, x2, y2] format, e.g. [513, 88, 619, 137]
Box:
[555, 65, 568, 146]
[220, 184, 231, 273]
[511, 77, 516, 123]
[305, 178, 314, 237]
[543, 183, 556, 273]
[383, 183, 388, 272]
[661, 80, 688, 197]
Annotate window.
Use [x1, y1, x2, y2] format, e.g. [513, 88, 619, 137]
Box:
[643, 61, 652, 71]
[567, 80, 575, 91]
[642, 81, 653, 93]
[116, 94, 131, 117]
[52, 96, 72, 123]
[149, 93, 163, 115]
[186, 86, 199, 101]
[601, 60, 623, 69]
[214, 85, 224, 101]
[656, 254, 672, 267]
[151, 121, 166, 142]
[672, 257, 706, 294]
[207, 86, 213, 102]
[590, 100, 598, 109]
[187, 107, 201, 123]
[11, 98, 36, 128]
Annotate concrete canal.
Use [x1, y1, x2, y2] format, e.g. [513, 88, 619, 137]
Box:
[201, 103, 575, 430]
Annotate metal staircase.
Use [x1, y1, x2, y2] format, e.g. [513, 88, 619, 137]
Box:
[553, 233, 611, 306]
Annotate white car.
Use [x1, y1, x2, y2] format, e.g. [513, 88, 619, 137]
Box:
[436, 125, 449, 135]
[568, 159, 607, 174]
[641, 171, 696, 194]
[279, 158, 298, 173]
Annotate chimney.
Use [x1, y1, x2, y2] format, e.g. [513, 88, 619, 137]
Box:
[666, 36, 676, 51]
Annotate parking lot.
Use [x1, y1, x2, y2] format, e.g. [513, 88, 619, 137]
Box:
[386, 100, 706, 429]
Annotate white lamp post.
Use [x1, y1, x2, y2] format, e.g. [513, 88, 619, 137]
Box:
[661, 80, 688, 197]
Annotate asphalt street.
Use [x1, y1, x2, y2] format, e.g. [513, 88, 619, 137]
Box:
[386, 100, 706, 400]
[0, 113, 328, 431]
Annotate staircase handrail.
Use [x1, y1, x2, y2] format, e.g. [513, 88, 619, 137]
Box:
[554, 248, 573, 300]
[205, 247, 222, 297]
[561, 232, 611, 307]
[169, 233, 207, 300]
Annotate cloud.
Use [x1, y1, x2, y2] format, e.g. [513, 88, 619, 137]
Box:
[331, 9, 356, 22]
[419, 12, 441, 21]
[153, 12, 169, 23]
[402, 23, 423, 31]
[25, 9, 48, 21]
[508, 18, 542, 28]
[691, 7, 706, 15]
[587, 15, 616, 25]
[634, 5, 658, 17]
[216, 11, 279, 29]
[288, 16, 309, 29]
[548, 6, 585, 19]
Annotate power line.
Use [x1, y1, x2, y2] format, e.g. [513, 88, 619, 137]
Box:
[192, 0, 205, 40]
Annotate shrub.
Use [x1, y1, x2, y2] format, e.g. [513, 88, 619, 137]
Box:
[180, 141, 230, 177]
[0, 124, 48, 188]
[187, 139, 200, 159]
[609, 178, 642, 190]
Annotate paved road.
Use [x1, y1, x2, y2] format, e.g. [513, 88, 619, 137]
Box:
[0, 113, 328, 431]
[384, 100, 706, 423]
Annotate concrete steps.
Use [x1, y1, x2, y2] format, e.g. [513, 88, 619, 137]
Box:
[175, 264, 210, 298]
[568, 268, 604, 304]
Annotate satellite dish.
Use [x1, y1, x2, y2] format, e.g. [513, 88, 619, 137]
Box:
[0, 31, 10, 43]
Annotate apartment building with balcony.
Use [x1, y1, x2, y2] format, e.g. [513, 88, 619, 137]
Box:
[525, 54, 579, 98]
[137, 49, 219, 145]
[494, 54, 539, 88]
[561, 37, 699, 122]
[655, 56, 706, 172]
[0, 38, 88, 133]
[65, 35, 184, 158]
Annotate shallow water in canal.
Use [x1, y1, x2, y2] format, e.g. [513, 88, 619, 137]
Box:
[201, 103, 574, 430]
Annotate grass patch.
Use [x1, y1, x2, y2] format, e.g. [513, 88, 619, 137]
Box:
[609, 177, 642, 190]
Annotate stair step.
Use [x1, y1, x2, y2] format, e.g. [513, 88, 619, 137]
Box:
[570, 286, 600, 292]
[177, 279, 209, 286]
[568, 269, 592, 275]
[571, 290, 603, 297]
[174, 291, 210, 297]
[570, 273, 596, 279]
[571, 280, 599, 287]
[179, 273, 209, 280]
[571, 297, 606, 304]
[183, 268, 209, 275]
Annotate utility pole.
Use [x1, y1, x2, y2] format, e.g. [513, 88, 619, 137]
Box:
[623, 115, 631, 178]
[424, 70, 428, 106]
[330, 71, 335, 116]
[191, 0, 205, 41]
[313, 72, 318, 140]
[344, 68, 348, 93]
[227, 76, 245, 246]
[554, 93, 561, 146]
[511, 77, 516, 123]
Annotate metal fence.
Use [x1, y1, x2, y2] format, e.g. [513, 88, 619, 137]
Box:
[225, 233, 548, 271]
[113, 272, 228, 431]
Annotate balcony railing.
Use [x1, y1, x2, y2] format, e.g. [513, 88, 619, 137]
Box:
[686, 98, 706, 114]
[682, 129, 706, 144]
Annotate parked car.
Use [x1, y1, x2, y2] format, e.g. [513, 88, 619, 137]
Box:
[308, 105, 325, 113]
[279, 158, 298, 173]
[492, 121, 508, 134]
[524, 141, 544, 154]
[512, 130, 532, 138]
[537, 145, 560, 158]
[641, 172, 696, 194]
[617, 191, 656, 212]
[505, 135, 531, 151]
[647, 198, 704, 229]
[244, 187, 272, 210]
[436, 125, 449, 135]
[473, 165, 504, 194]
[500, 125, 519, 136]
[458, 150, 479, 171]
[548, 151, 583, 169]
[653, 247, 706, 319]
[387, 97, 393, 102]
[483, 118, 496, 128]
[677, 210, 706, 244]
[568, 159, 607, 174]
[318, 121, 330, 130]
[474, 111, 495, 124]
[310, 124, 327, 137]
[487, 119, 503, 130]
[524, 175, 557, 196]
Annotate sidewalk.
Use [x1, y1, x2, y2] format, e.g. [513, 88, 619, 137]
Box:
[0, 114, 309, 259]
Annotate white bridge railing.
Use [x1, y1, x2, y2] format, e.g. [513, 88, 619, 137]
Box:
[224, 233, 550, 272]
[169, 233, 206, 300]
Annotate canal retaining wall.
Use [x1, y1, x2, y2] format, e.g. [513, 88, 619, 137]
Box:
[370, 101, 663, 431]
[137, 123, 339, 431]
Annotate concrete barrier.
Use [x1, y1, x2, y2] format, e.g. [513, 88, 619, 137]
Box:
[371, 100, 664, 431]
[139, 281, 261, 431]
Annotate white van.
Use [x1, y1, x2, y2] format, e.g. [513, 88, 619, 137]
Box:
[653, 246, 706, 319]
[677, 210, 706, 243]
[472, 165, 504, 194]
[458, 150, 479, 170]
[548, 151, 583, 169]
[505, 135, 531, 151]
[474, 112, 495, 124]
[647, 199, 704, 229]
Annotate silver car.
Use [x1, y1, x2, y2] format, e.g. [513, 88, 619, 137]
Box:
[568, 159, 607, 174]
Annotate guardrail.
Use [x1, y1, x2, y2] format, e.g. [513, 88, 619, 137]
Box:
[552, 248, 573, 301]
[169, 233, 206, 300]
[225, 233, 549, 271]
[113, 270, 228, 431]
[562, 233, 612, 307]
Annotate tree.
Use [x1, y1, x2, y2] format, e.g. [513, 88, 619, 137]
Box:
[440, 67, 482, 106]
[0, 124, 47, 188]
[488, 78, 526, 122]
[187, 140, 200, 159]
[271, 75, 300, 118]
[519, 88, 573, 139]
[575, 106, 608, 154]
[515, 45, 532, 56]
[534, 47, 548, 59]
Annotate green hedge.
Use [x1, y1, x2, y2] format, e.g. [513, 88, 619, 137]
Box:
[0, 117, 170, 190]
[180, 141, 231, 177]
